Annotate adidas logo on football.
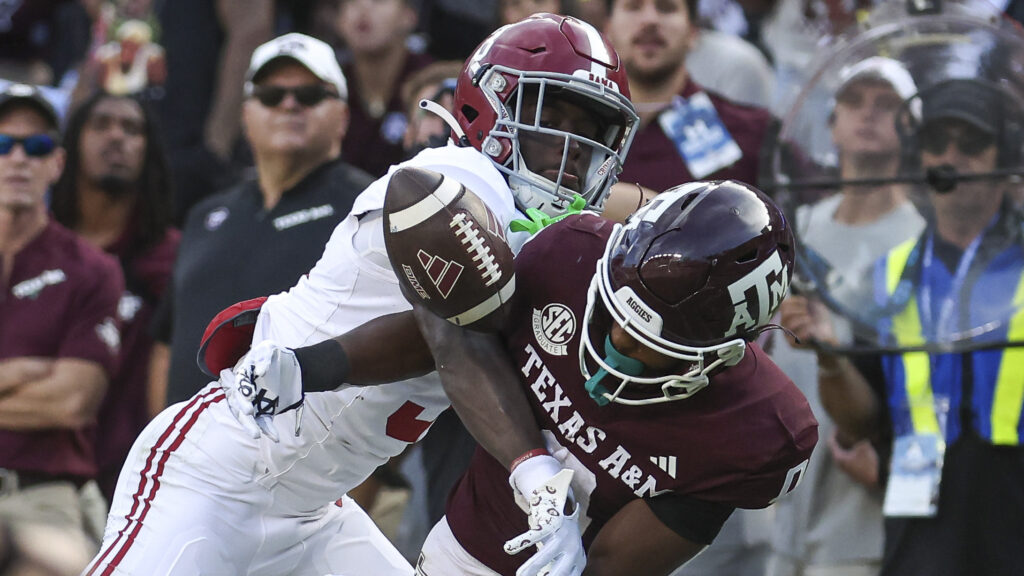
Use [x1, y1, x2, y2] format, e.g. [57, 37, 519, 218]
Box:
[650, 456, 677, 479]
[418, 249, 464, 299]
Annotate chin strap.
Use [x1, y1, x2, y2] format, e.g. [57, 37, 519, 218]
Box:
[584, 335, 645, 405]
[419, 98, 470, 146]
[510, 194, 587, 235]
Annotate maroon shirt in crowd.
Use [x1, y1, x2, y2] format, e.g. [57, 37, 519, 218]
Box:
[445, 215, 817, 575]
[340, 51, 433, 177]
[0, 220, 124, 479]
[94, 226, 180, 499]
[618, 81, 774, 193]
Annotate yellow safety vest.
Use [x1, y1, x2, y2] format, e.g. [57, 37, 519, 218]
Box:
[884, 238, 1024, 444]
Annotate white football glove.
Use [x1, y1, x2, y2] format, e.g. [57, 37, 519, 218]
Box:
[505, 457, 586, 576]
[219, 340, 304, 442]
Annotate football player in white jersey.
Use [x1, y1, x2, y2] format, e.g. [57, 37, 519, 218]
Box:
[85, 14, 639, 576]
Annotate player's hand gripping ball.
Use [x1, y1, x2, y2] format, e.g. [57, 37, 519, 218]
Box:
[383, 167, 515, 332]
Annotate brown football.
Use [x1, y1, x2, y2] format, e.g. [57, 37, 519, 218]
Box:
[383, 166, 515, 332]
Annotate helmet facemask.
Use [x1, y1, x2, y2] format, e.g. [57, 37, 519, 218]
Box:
[478, 65, 637, 217]
[578, 225, 747, 407]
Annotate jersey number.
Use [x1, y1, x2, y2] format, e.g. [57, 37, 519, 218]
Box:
[386, 401, 433, 442]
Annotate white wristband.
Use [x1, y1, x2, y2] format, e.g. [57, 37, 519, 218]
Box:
[508, 453, 562, 496]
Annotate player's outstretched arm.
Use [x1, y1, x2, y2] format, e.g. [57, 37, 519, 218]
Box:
[410, 304, 586, 576]
[221, 311, 437, 440]
[583, 499, 712, 576]
[409, 302, 543, 470]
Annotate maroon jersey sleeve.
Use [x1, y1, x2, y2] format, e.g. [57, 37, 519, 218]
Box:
[689, 343, 818, 509]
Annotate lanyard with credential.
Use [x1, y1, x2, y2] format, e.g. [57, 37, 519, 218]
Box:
[918, 226, 988, 340]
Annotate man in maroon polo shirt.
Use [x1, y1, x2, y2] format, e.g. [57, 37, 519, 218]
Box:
[0, 83, 124, 556]
[604, 0, 774, 193]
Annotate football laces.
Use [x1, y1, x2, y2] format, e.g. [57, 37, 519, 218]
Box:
[451, 212, 502, 287]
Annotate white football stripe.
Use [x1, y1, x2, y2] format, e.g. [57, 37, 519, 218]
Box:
[447, 274, 516, 326]
[388, 176, 463, 233]
[577, 21, 610, 78]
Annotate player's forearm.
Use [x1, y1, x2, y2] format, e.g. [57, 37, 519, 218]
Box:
[291, 311, 435, 392]
[603, 182, 656, 222]
[336, 311, 435, 385]
[412, 305, 545, 469]
[585, 499, 705, 576]
[440, 350, 545, 469]
[817, 353, 882, 442]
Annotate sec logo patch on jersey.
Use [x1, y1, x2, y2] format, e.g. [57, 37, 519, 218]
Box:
[383, 166, 515, 332]
[532, 303, 576, 355]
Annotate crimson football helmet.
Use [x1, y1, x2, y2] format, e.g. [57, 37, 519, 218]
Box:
[580, 180, 795, 405]
[451, 13, 638, 217]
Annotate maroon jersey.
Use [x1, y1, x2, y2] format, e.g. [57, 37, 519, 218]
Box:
[0, 220, 124, 477]
[446, 214, 817, 575]
[618, 81, 773, 192]
[95, 227, 180, 498]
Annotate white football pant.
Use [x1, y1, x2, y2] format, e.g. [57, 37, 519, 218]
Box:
[83, 385, 413, 576]
[416, 517, 502, 576]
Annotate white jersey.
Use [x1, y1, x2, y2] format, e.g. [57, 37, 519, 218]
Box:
[88, 146, 524, 576]
[251, 144, 524, 511]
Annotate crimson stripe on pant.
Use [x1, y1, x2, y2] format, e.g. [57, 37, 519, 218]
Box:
[86, 388, 226, 575]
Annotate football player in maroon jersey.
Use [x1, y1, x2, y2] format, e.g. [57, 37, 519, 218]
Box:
[411, 179, 818, 576]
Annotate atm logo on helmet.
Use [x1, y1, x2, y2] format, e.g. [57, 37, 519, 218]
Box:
[725, 251, 789, 338]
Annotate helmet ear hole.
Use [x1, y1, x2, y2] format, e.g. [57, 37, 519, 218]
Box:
[461, 104, 478, 123]
[676, 192, 699, 213]
[735, 249, 758, 263]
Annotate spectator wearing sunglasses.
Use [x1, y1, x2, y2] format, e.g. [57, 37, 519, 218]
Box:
[783, 77, 1024, 576]
[771, 56, 927, 576]
[0, 83, 124, 562]
[155, 33, 375, 406]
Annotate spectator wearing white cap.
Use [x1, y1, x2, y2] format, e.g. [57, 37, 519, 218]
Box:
[154, 33, 376, 407]
[781, 74, 1024, 576]
[768, 56, 928, 576]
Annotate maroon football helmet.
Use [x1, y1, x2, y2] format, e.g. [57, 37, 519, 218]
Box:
[452, 13, 638, 216]
[580, 180, 795, 405]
